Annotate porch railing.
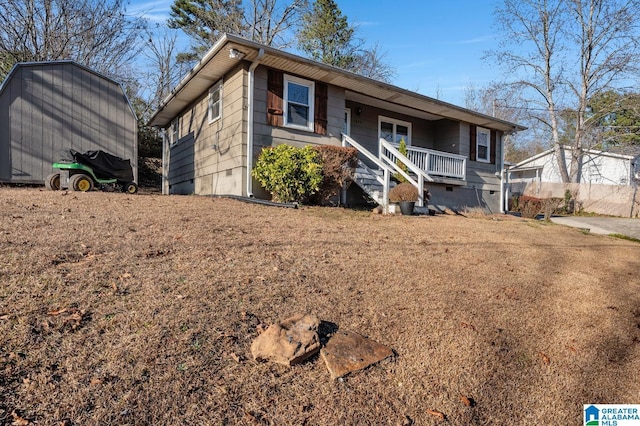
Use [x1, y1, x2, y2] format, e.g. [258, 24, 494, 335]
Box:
[381, 141, 467, 180]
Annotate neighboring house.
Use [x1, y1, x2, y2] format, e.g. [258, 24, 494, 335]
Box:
[508, 146, 640, 217]
[0, 61, 138, 185]
[148, 34, 525, 213]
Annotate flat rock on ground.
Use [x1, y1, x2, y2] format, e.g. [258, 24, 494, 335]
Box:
[250, 314, 320, 366]
[320, 330, 394, 379]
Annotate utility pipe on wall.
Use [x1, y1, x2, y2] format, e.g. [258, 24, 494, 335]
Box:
[246, 48, 264, 198]
[499, 132, 505, 213]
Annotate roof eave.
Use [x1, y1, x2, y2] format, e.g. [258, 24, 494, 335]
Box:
[147, 33, 527, 133]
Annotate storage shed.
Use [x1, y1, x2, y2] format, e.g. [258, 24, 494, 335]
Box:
[0, 61, 137, 184]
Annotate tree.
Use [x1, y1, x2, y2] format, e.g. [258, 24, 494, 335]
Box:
[245, 0, 307, 48]
[168, 0, 246, 61]
[297, 0, 395, 82]
[0, 0, 145, 82]
[464, 82, 545, 163]
[586, 91, 640, 147]
[297, 0, 357, 69]
[353, 43, 396, 82]
[489, 0, 640, 183]
[169, 0, 306, 64]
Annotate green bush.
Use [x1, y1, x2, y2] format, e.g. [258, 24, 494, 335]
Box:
[252, 144, 323, 203]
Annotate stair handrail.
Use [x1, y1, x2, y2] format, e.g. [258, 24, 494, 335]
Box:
[380, 139, 430, 206]
[342, 134, 390, 172]
[342, 134, 391, 212]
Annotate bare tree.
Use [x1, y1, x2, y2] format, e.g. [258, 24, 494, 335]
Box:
[464, 82, 545, 163]
[488, 0, 640, 183]
[0, 0, 145, 81]
[141, 28, 183, 115]
[245, 0, 306, 48]
[352, 43, 396, 83]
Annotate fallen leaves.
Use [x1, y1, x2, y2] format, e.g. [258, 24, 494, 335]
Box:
[460, 322, 476, 332]
[11, 411, 30, 425]
[539, 352, 551, 365]
[426, 409, 446, 420]
[46, 307, 88, 331]
[459, 395, 476, 407]
[47, 307, 68, 316]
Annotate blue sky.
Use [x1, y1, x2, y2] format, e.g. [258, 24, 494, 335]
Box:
[127, 0, 501, 106]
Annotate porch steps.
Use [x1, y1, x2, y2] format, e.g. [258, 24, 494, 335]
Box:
[352, 161, 393, 206]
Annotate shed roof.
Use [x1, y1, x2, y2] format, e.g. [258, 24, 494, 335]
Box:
[0, 60, 137, 118]
[148, 34, 526, 133]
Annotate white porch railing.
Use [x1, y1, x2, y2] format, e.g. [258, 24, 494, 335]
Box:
[381, 141, 467, 180]
[342, 134, 468, 213]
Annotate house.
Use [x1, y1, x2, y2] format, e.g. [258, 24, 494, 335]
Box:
[148, 34, 525, 213]
[0, 61, 138, 185]
[508, 146, 640, 217]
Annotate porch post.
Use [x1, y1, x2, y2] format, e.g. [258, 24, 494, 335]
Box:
[383, 168, 390, 214]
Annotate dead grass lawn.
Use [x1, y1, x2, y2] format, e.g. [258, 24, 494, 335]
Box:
[1, 188, 640, 425]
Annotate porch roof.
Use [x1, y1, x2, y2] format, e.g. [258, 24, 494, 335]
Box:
[149, 33, 526, 134]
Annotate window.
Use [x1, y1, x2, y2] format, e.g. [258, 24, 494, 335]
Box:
[208, 80, 222, 123]
[343, 108, 351, 136]
[476, 127, 490, 162]
[284, 74, 314, 131]
[170, 118, 180, 146]
[379, 116, 412, 147]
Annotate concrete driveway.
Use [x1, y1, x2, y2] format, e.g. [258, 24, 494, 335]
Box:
[550, 216, 640, 239]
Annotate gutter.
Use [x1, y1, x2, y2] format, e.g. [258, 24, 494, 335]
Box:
[246, 48, 264, 198]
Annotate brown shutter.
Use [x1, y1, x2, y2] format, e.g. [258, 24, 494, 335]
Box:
[267, 69, 283, 127]
[314, 82, 328, 135]
[469, 125, 476, 161]
[490, 130, 497, 164]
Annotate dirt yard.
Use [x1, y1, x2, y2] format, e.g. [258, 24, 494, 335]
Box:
[1, 187, 639, 425]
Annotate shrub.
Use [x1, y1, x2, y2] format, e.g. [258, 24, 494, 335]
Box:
[309, 145, 358, 205]
[517, 195, 563, 219]
[393, 138, 409, 183]
[389, 182, 419, 202]
[252, 144, 323, 203]
[517, 195, 543, 218]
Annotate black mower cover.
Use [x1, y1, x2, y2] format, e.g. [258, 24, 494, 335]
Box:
[62, 149, 134, 183]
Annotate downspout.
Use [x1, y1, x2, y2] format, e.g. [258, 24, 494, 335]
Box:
[246, 48, 265, 198]
[161, 128, 168, 195]
[499, 132, 506, 213]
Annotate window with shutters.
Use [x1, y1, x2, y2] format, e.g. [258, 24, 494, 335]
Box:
[283, 74, 314, 131]
[476, 126, 490, 163]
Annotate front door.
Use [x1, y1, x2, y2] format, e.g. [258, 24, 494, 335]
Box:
[378, 116, 412, 156]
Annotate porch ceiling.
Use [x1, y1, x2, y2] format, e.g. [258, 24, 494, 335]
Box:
[149, 34, 526, 134]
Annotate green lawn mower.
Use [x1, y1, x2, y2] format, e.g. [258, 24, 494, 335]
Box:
[45, 149, 138, 194]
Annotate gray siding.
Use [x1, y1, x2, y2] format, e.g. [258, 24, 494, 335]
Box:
[165, 63, 247, 195]
[0, 62, 137, 184]
[253, 66, 343, 152]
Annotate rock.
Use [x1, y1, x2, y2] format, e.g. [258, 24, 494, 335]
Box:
[250, 314, 320, 366]
[371, 205, 383, 214]
[320, 330, 393, 379]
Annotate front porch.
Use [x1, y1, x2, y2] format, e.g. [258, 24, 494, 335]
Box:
[342, 134, 467, 212]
